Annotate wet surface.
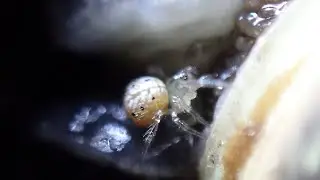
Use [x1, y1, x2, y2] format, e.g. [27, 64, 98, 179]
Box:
[34, 99, 205, 178]
[13, 53, 208, 179]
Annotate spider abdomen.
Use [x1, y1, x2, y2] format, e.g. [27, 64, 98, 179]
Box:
[123, 76, 169, 127]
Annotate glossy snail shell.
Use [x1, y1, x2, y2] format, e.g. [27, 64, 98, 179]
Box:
[123, 76, 169, 127]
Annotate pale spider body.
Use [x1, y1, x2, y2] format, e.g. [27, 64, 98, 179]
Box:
[123, 66, 229, 156]
[123, 76, 169, 128]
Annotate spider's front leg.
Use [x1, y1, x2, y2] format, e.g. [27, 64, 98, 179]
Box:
[171, 96, 210, 126]
[170, 110, 204, 138]
[142, 110, 163, 158]
[197, 74, 230, 90]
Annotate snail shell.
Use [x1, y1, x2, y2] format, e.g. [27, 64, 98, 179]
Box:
[123, 76, 169, 127]
[200, 0, 320, 179]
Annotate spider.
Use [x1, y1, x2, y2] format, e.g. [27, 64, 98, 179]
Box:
[123, 66, 229, 157]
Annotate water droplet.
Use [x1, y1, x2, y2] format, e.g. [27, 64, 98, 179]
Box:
[69, 120, 85, 132]
[237, 12, 273, 38]
[86, 105, 106, 123]
[97, 105, 107, 114]
[90, 123, 131, 153]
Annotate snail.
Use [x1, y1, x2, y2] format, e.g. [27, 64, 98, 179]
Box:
[199, 0, 320, 179]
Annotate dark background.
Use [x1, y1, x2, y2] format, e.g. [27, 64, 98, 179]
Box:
[11, 1, 159, 180]
[10, 0, 220, 179]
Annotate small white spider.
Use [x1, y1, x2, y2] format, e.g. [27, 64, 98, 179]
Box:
[123, 66, 229, 156]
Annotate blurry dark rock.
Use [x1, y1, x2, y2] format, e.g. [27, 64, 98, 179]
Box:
[49, 0, 244, 75]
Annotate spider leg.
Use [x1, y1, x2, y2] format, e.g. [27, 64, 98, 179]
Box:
[184, 133, 194, 146]
[171, 96, 209, 126]
[197, 74, 230, 90]
[142, 112, 162, 159]
[144, 136, 182, 159]
[170, 111, 204, 138]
